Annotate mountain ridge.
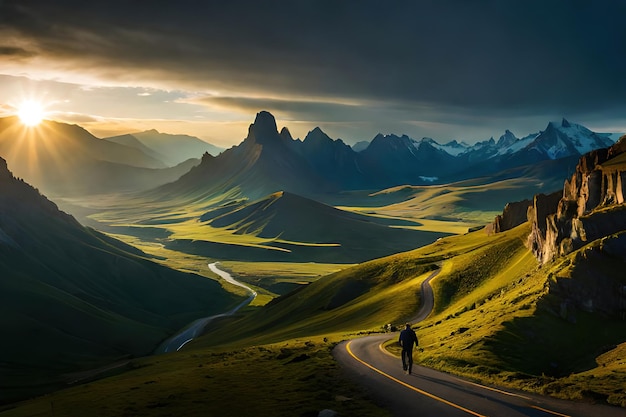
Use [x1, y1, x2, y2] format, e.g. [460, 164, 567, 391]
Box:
[0, 157, 241, 403]
[0, 117, 204, 196]
[155, 111, 618, 203]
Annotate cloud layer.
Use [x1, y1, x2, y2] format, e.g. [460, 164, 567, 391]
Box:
[1, 0, 625, 143]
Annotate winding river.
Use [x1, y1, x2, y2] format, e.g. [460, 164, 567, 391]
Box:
[154, 262, 257, 354]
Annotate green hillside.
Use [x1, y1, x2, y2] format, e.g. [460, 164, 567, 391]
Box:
[3, 218, 625, 416]
[0, 159, 243, 404]
[335, 176, 560, 234]
[79, 189, 450, 264]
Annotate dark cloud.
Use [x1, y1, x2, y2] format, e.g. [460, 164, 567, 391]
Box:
[0, 45, 36, 57]
[1, 0, 625, 138]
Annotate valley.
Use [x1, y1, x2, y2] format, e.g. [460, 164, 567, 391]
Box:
[2, 3, 626, 415]
[1, 111, 625, 416]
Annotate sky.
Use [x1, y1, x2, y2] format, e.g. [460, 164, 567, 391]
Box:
[1, 0, 625, 147]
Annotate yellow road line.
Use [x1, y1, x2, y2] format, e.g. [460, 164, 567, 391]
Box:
[378, 341, 398, 358]
[346, 341, 487, 417]
[449, 376, 531, 400]
[378, 341, 532, 401]
[531, 405, 571, 417]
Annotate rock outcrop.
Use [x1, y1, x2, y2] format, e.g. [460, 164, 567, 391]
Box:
[491, 198, 533, 233]
[526, 191, 567, 263]
[528, 136, 626, 264]
[525, 137, 626, 318]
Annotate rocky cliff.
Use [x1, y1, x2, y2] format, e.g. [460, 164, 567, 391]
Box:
[525, 137, 626, 318]
[490, 198, 533, 233]
[528, 136, 626, 264]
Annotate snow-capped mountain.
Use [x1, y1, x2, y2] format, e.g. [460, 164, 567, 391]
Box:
[523, 119, 614, 159]
[422, 138, 470, 156]
[414, 118, 616, 162]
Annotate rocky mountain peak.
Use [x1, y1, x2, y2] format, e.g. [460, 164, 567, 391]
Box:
[0, 157, 11, 181]
[279, 127, 293, 142]
[245, 111, 280, 145]
[497, 129, 518, 147]
[201, 151, 214, 163]
[304, 127, 332, 144]
[561, 118, 571, 128]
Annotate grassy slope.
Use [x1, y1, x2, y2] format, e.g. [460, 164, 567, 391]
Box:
[3, 222, 625, 415]
[0, 234, 448, 417]
[0, 338, 390, 417]
[337, 177, 554, 234]
[0, 172, 244, 404]
[83, 189, 449, 263]
[411, 224, 626, 407]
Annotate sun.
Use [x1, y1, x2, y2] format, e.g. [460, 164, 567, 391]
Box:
[17, 100, 46, 127]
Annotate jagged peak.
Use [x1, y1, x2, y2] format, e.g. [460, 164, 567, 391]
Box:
[244, 111, 280, 145]
[561, 118, 571, 128]
[201, 151, 214, 162]
[279, 127, 293, 142]
[545, 121, 559, 131]
[0, 157, 12, 180]
[254, 110, 277, 130]
[372, 133, 386, 141]
[497, 129, 518, 147]
[304, 126, 332, 143]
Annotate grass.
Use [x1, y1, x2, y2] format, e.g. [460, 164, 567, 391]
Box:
[4, 219, 626, 414]
[0, 337, 390, 417]
[400, 225, 626, 407]
[218, 261, 352, 297]
[73, 187, 450, 264]
[338, 177, 551, 234]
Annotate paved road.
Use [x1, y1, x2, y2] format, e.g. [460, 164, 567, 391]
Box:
[154, 262, 256, 354]
[333, 268, 626, 417]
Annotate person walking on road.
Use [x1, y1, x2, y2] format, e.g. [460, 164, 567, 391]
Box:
[399, 323, 418, 374]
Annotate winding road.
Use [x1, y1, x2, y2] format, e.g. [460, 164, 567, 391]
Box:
[333, 268, 625, 417]
[155, 262, 256, 354]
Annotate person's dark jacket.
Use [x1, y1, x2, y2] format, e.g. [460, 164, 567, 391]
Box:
[399, 328, 418, 350]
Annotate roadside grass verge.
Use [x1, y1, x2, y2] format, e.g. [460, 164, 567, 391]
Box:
[0, 338, 390, 417]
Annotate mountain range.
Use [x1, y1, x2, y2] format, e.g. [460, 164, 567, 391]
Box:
[0, 117, 221, 196]
[0, 112, 617, 200]
[156, 112, 617, 202]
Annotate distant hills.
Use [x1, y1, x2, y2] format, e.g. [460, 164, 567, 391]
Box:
[0, 117, 224, 196]
[105, 129, 223, 166]
[187, 190, 449, 263]
[0, 157, 241, 403]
